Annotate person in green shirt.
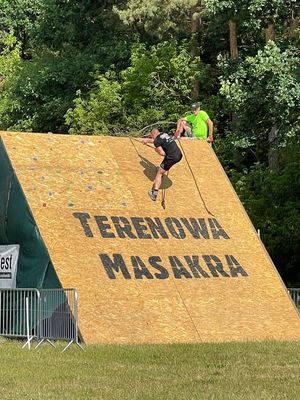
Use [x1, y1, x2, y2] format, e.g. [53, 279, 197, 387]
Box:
[174, 102, 214, 142]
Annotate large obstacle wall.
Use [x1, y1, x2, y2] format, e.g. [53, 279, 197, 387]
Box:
[1, 131, 299, 344]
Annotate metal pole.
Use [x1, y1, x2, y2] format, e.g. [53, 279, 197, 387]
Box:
[25, 297, 30, 350]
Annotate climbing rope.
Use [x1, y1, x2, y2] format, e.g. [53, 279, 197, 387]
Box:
[139, 121, 176, 135]
[161, 170, 169, 210]
[177, 139, 215, 217]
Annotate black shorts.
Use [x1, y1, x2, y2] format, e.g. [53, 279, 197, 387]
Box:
[160, 154, 182, 171]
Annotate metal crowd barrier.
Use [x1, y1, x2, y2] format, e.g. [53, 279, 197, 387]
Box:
[0, 288, 83, 351]
[0, 288, 40, 348]
[288, 288, 300, 309]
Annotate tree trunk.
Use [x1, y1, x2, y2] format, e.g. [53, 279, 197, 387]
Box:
[229, 20, 238, 59]
[268, 125, 279, 171]
[265, 23, 275, 42]
[265, 23, 278, 170]
[228, 20, 238, 123]
[289, 16, 300, 38]
[190, 3, 201, 100]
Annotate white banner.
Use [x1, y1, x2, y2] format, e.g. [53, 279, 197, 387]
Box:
[0, 245, 19, 288]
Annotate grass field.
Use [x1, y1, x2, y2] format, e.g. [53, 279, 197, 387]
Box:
[0, 339, 299, 400]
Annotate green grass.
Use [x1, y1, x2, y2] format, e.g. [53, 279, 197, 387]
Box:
[0, 339, 299, 400]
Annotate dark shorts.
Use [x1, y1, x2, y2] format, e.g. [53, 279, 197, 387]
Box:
[160, 153, 182, 171]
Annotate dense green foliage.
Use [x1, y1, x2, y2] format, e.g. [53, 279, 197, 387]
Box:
[228, 143, 300, 285]
[0, 0, 299, 284]
[65, 41, 207, 134]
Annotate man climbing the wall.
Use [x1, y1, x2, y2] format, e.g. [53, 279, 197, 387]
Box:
[142, 128, 182, 201]
[174, 102, 214, 142]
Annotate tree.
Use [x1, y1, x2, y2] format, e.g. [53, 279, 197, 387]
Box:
[114, 0, 199, 37]
[0, 33, 22, 128]
[65, 40, 208, 134]
[229, 140, 300, 285]
[218, 42, 299, 162]
[203, 0, 299, 58]
[114, 0, 203, 98]
[0, 0, 134, 132]
[65, 73, 122, 135]
[203, 1, 244, 59]
[0, 42, 99, 132]
[0, 0, 43, 58]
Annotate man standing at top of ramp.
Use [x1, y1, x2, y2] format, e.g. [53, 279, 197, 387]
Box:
[174, 102, 214, 142]
[142, 129, 182, 201]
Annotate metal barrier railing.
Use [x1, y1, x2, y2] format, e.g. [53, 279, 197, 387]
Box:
[0, 288, 40, 348]
[0, 288, 83, 351]
[37, 288, 83, 351]
[288, 288, 300, 309]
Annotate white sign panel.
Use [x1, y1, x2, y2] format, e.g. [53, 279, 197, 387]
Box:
[0, 245, 20, 288]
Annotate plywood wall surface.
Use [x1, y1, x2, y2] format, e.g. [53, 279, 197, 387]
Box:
[1, 131, 299, 343]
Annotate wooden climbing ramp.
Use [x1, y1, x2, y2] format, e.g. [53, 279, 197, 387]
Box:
[1, 131, 299, 344]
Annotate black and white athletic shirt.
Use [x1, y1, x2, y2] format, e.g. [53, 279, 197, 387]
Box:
[154, 133, 182, 160]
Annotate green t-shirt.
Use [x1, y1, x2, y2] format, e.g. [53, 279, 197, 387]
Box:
[184, 110, 210, 139]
